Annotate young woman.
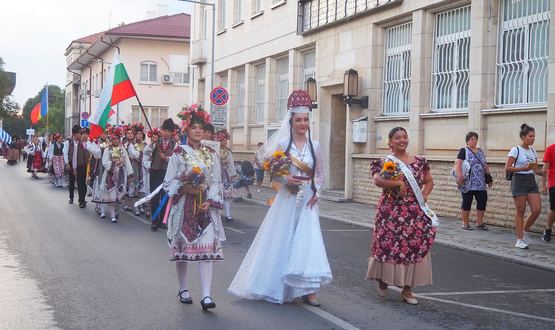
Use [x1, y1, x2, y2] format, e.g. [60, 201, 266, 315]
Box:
[215, 129, 237, 222]
[48, 133, 65, 187]
[142, 128, 160, 218]
[505, 123, 543, 249]
[454, 132, 491, 230]
[128, 125, 147, 216]
[29, 136, 43, 179]
[163, 106, 224, 310]
[367, 127, 435, 305]
[228, 90, 332, 306]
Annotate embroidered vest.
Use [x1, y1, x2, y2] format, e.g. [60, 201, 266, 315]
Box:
[68, 141, 90, 167]
[151, 139, 175, 171]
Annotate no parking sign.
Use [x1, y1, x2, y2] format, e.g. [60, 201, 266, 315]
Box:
[210, 87, 229, 107]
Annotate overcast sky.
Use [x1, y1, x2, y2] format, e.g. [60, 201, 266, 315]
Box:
[1, 0, 192, 107]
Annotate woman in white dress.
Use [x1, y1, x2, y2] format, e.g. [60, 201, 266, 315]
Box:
[228, 90, 332, 306]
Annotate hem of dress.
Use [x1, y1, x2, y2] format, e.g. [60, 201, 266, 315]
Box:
[170, 256, 223, 262]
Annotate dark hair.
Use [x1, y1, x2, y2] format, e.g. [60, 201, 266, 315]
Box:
[465, 131, 479, 143]
[519, 123, 534, 138]
[388, 127, 407, 140]
[204, 123, 215, 133]
[286, 113, 317, 197]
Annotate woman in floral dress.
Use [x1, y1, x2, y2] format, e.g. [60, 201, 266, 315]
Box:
[367, 126, 435, 305]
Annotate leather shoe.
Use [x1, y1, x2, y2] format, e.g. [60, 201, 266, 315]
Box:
[177, 290, 193, 304]
[401, 292, 418, 305]
[200, 296, 216, 310]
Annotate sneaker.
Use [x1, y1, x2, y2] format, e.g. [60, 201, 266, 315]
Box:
[515, 239, 529, 249]
[542, 229, 552, 242]
[257, 189, 262, 193]
[100, 212, 106, 219]
[111, 217, 118, 223]
[461, 224, 473, 230]
[523, 231, 531, 245]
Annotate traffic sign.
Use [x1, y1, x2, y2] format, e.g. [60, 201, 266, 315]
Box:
[212, 106, 227, 128]
[81, 112, 89, 120]
[80, 119, 89, 128]
[210, 87, 229, 106]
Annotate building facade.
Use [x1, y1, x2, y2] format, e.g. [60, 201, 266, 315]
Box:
[191, 0, 555, 230]
[65, 13, 192, 135]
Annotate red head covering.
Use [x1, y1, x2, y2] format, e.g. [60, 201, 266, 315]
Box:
[287, 90, 312, 113]
[214, 129, 230, 141]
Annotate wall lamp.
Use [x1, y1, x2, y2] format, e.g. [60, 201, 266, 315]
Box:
[306, 77, 318, 109]
[343, 69, 368, 109]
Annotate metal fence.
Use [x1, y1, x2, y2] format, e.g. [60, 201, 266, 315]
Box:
[383, 22, 412, 116]
[496, 0, 550, 107]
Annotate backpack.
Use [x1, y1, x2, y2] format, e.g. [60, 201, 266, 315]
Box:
[241, 160, 255, 177]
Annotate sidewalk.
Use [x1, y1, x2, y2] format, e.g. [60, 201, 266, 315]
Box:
[235, 186, 555, 273]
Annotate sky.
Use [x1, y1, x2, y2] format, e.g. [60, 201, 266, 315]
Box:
[1, 0, 192, 107]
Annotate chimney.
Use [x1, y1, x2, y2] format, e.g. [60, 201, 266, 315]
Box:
[157, 4, 168, 16]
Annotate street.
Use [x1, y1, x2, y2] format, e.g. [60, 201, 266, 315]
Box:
[1, 162, 555, 330]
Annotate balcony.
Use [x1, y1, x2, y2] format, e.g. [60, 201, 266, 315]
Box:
[191, 39, 208, 65]
[297, 0, 403, 35]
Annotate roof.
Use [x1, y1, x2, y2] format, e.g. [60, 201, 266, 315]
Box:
[74, 31, 105, 44]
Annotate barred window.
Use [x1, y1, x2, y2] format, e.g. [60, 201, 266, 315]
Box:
[217, 0, 226, 31]
[497, 0, 550, 107]
[255, 64, 266, 123]
[432, 6, 471, 111]
[383, 22, 412, 116]
[235, 70, 246, 124]
[300, 50, 316, 87]
[275, 57, 289, 122]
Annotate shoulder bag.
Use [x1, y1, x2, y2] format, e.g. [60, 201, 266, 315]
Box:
[505, 146, 519, 181]
[466, 147, 493, 184]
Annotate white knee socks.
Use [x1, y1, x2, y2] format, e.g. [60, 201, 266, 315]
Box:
[199, 261, 213, 298]
[176, 262, 188, 292]
[224, 200, 231, 218]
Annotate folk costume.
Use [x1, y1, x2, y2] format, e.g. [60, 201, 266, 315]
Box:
[127, 123, 147, 216]
[88, 135, 109, 218]
[141, 128, 160, 218]
[228, 90, 332, 304]
[150, 119, 177, 231]
[215, 129, 237, 222]
[63, 125, 90, 207]
[164, 104, 224, 310]
[47, 133, 65, 187]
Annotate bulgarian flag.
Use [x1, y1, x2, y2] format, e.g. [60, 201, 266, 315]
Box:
[89, 51, 137, 138]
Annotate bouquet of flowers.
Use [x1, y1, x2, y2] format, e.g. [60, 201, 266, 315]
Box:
[179, 166, 207, 194]
[380, 160, 402, 197]
[263, 150, 291, 177]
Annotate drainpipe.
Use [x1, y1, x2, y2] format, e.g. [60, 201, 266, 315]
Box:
[100, 35, 120, 55]
[76, 58, 93, 114]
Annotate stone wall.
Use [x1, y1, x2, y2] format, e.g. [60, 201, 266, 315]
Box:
[353, 156, 550, 233]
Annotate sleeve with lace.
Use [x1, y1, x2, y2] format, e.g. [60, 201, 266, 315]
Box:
[86, 141, 101, 160]
[207, 151, 223, 209]
[313, 140, 325, 194]
[128, 143, 139, 160]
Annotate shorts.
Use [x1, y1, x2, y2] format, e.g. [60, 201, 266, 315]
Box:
[511, 174, 539, 197]
[549, 187, 555, 211]
[233, 179, 254, 189]
[255, 169, 264, 183]
[461, 190, 487, 211]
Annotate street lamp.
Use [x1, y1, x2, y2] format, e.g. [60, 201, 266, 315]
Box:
[178, 0, 216, 112]
[343, 69, 368, 109]
[306, 77, 317, 109]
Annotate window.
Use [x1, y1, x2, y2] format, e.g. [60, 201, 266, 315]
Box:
[383, 22, 412, 115]
[300, 50, 316, 88]
[233, 0, 243, 24]
[132, 106, 168, 128]
[235, 70, 246, 124]
[497, 0, 550, 107]
[140, 61, 158, 83]
[252, 0, 262, 15]
[170, 55, 189, 85]
[254, 64, 266, 123]
[218, 0, 226, 30]
[276, 57, 289, 121]
[432, 6, 471, 111]
[173, 73, 189, 84]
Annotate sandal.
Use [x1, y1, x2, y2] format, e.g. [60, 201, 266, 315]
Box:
[461, 224, 473, 230]
[476, 223, 489, 231]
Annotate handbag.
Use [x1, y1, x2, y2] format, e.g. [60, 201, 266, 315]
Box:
[505, 146, 519, 181]
[466, 147, 493, 184]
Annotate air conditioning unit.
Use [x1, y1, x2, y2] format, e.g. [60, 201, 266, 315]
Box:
[162, 74, 173, 84]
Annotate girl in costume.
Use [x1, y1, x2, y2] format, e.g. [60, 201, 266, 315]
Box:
[215, 129, 237, 222]
[48, 133, 66, 187]
[128, 123, 147, 216]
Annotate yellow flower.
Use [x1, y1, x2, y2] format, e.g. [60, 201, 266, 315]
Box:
[382, 161, 396, 173]
[192, 166, 202, 174]
[263, 160, 271, 171]
[273, 150, 286, 159]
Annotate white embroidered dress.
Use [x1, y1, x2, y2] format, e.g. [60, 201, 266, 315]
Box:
[228, 139, 332, 304]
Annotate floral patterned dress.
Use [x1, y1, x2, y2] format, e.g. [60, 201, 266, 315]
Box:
[366, 156, 436, 287]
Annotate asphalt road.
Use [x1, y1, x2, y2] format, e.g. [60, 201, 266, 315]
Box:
[1, 162, 555, 330]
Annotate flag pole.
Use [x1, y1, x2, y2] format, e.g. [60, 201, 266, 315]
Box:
[135, 95, 152, 131]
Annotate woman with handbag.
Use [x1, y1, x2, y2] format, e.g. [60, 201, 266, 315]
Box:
[454, 132, 492, 230]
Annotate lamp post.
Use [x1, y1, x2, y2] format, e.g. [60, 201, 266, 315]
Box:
[178, 0, 216, 112]
[343, 69, 368, 109]
[306, 77, 318, 109]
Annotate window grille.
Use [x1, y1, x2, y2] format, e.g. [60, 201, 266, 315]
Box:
[132, 106, 168, 127]
[252, 0, 262, 15]
[234, 0, 243, 24]
[255, 64, 266, 123]
[497, 0, 550, 107]
[432, 6, 471, 111]
[383, 22, 412, 115]
[301, 50, 316, 87]
[235, 70, 246, 124]
[276, 58, 289, 122]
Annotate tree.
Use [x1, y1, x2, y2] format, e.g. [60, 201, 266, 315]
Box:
[0, 57, 17, 118]
[20, 85, 65, 136]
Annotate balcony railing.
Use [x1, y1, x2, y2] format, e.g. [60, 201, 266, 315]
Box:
[191, 39, 208, 64]
[298, 0, 403, 34]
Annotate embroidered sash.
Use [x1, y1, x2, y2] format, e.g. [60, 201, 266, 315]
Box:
[387, 155, 439, 227]
[290, 154, 314, 178]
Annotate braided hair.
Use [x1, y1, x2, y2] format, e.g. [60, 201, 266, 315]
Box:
[285, 113, 318, 197]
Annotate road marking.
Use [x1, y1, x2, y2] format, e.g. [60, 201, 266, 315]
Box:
[419, 288, 555, 296]
[127, 212, 152, 225]
[225, 226, 246, 234]
[298, 303, 360, 330]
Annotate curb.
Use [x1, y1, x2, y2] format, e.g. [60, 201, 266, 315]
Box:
[238, 198, 555, 273]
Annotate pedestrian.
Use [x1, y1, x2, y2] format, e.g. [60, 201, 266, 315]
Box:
[25, 138, 35, 174]
[505, 123, 543, 249]
[253, 142, 265, 192]
[215, 129, 238, 222]
[233, 160, 255, 198]
[142, 127, 160, 218]
[98, 127, 133, 223]
[454, 131, 492, 230]
[541, 141, 555, 242]
[163, 106, 224, 310]
[88, 128, 109, 218]
[149, 118, 177, 231]
[122, 125, 136, 212]
[29, 136, 44, 179]
[367, 126, 435, 305]
[128, 123, 147, 216]
[64, 125, 90, 207]
[48, 133, 65, 187]
[228, 90, 332, 306]
[201, 123, 220, 151]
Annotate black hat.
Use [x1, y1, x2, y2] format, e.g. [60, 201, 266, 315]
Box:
[162, 118, 175, 131]
[72, 125, 81, 135]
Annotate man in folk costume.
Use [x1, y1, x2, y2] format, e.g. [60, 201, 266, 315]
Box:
[87, 127, 109, 218]
[121, 125, 136, 212]
[150, 118, 177, 231]
[47, 133, 65, 187]
[128, 122, 147, 216]
[98, 127, 134, 223]
[164, 105, 224, 310]
[63, 125, 90, 207]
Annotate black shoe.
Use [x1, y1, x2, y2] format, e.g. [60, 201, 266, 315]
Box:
[159, 223, 168, 230]
[247, 193, 253, 199]
[79, 202, 86, 208]
[68, 199, 74, 204]
[150, 224, 159, 232]
[542, 229, 552, 242]
[225, 217, 233, 222]
[200, 296, 215, 311]
[177, 290, 193, 304]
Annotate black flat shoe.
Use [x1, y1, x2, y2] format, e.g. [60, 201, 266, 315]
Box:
[200, 296, 216, 311]
[225, 217, 233, 222]
[159, 223, 168, 230]
[68, 199, 74, 204]
[150, 225, 159, 232]
[177, 290, 193, 304]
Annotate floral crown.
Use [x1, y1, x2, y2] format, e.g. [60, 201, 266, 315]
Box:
[147, 127, 160, 137]
[131, 122, 145, 133]
[214, 129, 230, 141]
[107, 126, 123, 139]
[177, 103, 212, 130]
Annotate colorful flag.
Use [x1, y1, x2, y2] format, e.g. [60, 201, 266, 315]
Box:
[30, 85, 48, 124]
[0, 128, 12, 145]
[89, 51, 137, 138]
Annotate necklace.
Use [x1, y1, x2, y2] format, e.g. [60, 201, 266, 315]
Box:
[293, 141, 307, 161]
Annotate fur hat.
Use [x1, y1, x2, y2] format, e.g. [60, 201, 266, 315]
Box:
[72, 124, 81, 135]
[162, 118, 175, 131]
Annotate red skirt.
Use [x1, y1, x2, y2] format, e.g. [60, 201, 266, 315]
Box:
[32, 151, 43, 170]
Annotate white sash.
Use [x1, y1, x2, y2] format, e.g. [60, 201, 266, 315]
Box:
[387, 155, 439, 227]
[181, 144, 209, 176]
